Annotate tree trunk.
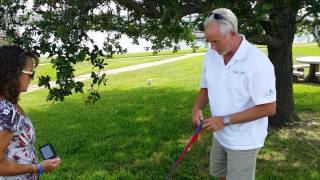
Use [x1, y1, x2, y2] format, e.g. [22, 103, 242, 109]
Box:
[267, 6, 298, 127]
[268, 44, 295, 127]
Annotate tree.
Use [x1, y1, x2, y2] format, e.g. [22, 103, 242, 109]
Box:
[1, 0, 319, 126]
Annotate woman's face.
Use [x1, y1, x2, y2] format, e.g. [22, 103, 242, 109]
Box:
[19, 57, 34, 92]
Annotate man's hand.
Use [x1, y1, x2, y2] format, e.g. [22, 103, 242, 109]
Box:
[192, 109, 204, 125]
[203, 116, 225, 132]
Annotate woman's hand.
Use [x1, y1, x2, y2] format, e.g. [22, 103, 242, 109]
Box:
[40, 158, 61, 173]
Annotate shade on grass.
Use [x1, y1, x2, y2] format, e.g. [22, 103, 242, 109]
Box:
[20, 54, 320, 179]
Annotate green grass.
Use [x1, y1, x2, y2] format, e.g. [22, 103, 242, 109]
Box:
[33, 47, 209, 85]
[33, 43, 319, 86]
[22, 56, 208, 179]
[31, 43, 320, 84]
[32, 54, 183, 85]
[257, 117, 320, 180]
[20, 50, 320, 179]
[292, 43, 320, 64]
[254, 43, 320, 64]
[37, 48, 208, 64]
[294, 83, 320, 112]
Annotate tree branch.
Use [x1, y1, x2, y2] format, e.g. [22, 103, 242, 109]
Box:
[175, 2, 204, 18]
[176, 0, 217, 18]
[296, 11, 314, 24]
[113, 0, 160, 18]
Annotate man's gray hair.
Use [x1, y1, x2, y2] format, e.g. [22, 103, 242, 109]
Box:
[204, 8, 238, 36]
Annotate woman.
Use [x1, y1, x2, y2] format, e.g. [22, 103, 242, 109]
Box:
[0, 45, 61, 179]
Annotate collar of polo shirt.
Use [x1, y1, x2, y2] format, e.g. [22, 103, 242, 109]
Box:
[231, 35, 249, 62]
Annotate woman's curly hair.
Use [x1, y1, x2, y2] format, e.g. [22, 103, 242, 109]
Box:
[0, 45, 39, 104]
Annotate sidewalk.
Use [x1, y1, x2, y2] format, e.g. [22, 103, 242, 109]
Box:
[27, 52, 204, 92]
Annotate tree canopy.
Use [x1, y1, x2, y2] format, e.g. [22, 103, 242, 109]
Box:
[1, 0, 319, 126]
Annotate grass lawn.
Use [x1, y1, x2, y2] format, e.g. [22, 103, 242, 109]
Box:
[32, 47, 209, 85]
[33, 43, 319, 85]
[32, 43, 320, 86]
[36, 48, 208, 65]
[20, 49, 320, 179]
[255, 43, 320, 64]
[37, 48, 208, 64]
[292, 43, 320, 64]
[31, 54, 183, 85]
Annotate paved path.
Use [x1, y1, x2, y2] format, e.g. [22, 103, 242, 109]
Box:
[27, 52, 204, 92]
[37, 55, 167, 66]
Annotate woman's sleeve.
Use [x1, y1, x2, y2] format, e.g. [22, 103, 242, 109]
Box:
[0, 103, 19, 132]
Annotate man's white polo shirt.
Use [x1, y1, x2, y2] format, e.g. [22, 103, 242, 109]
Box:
[200, 36, 276, 150]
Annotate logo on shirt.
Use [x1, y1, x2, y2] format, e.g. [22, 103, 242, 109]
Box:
[232, 70, 245, 75]
[264, 89, 274, 97]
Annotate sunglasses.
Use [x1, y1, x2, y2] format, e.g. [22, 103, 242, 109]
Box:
[212, 13, 235, 30]
[21, 70, 35, 79]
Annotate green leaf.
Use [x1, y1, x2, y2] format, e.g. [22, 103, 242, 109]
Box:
[262, 3, 273, 11]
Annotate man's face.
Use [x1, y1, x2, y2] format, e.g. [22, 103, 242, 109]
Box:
[205, 23, 231, 55]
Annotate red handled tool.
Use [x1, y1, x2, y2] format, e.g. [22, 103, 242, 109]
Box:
[166, 119, 205, 179]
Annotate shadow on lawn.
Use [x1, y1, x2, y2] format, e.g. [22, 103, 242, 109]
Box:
[27, 87, 212, 179]
[257, 127, 320, 180]
[26, 86, 319, 179]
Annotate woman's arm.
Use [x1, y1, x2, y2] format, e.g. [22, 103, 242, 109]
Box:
[0, 131, 35, 176]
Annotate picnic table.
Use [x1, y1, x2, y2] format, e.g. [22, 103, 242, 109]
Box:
[296, 56, 320, 83]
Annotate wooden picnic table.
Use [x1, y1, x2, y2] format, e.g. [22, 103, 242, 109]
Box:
[296, 56, 320, 83]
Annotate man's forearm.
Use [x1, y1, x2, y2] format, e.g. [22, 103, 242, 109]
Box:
[228, 101, 276, 124]
[192, 88, 209, 112]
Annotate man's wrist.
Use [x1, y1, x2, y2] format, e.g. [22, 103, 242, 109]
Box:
[223, 116, 231, 125]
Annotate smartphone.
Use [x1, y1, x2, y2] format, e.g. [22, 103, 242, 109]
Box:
[39, 143, 57, 160]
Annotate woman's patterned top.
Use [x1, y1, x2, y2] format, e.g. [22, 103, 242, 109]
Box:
[0, 99, 38, 180]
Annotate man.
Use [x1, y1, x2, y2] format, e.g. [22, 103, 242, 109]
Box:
[191, 8, 276, 180]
